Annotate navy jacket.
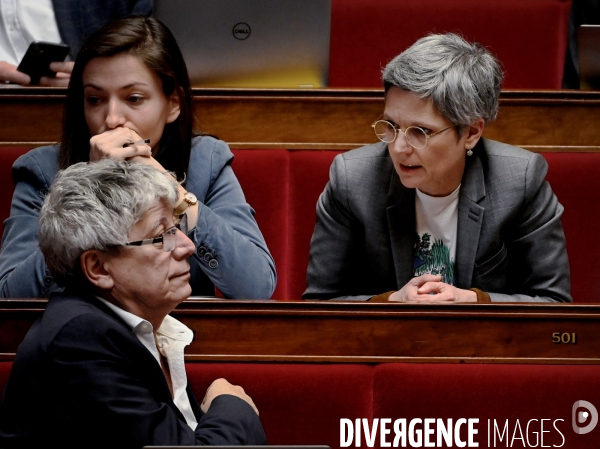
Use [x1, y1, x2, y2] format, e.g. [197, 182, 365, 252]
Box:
[0, 290, 267, 448]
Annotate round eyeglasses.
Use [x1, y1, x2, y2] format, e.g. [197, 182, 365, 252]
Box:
[372, 119, 453, 150]
[124, 214, 188, 253]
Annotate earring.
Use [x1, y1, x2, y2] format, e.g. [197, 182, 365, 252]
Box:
[466, 148, 473, 157]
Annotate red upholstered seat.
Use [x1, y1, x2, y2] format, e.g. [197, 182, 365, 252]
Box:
[1, 360, 600, 447]
[231, 150, 290, 299]
[374, 363, 600, 448]
[288, 151, 342, 300]
[0, 361, 13, 395]
[543, 152, 600, 303]
[186, 362, 373, 447]
[0, 147, 595, 302]
[329, 0, 571, 89]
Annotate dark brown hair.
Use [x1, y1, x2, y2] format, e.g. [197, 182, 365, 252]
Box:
[59, 16, 196, 180]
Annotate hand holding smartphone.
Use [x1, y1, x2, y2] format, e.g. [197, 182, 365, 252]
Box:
[16, 41, 70, 85]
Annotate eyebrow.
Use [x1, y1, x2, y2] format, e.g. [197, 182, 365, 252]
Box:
[382, 114, 438, 130]
[83, 82, 150, 91]
[141, 217, 169, 239]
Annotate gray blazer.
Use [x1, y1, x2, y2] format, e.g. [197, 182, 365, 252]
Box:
[303, 138, 572, 302]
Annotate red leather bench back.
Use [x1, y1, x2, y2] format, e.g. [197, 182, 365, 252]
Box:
[329, 0, 571, 89]
[0, 147, 596, 302]
[543, 152, 600, 302]
[3, 361, 599, 448]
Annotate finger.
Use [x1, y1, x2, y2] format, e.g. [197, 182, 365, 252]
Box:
[246, 396, 259, 416]
[39, 76, 70, 87]
[0, 66, 30, 85]
[122, 143, 152, 158]
[90, 129, 146, 161]
[416, 282, 445, 294]
[411, 295, 454, 303]
[49, 61, 74, 74]
[410, 274, 442, 286]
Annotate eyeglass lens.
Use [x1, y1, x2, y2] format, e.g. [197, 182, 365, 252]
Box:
[162, 214, 188, 252]
[373, 121, 428, 149]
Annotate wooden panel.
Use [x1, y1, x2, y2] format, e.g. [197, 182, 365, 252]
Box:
[2, 86, 600, 151]
[1, 299, 599, 364]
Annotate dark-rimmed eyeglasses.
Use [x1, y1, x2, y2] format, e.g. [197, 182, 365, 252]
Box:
[372, 119, 453, 149]
[124, 214, 188, 253]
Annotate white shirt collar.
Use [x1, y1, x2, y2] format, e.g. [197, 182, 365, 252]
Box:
[95, 296, 197, 430]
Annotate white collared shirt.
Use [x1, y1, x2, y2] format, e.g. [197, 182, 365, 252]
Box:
[97, 297, 198, 431]
[0, 0, 62, 65]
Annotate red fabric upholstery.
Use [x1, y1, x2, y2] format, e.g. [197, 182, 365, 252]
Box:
[543, 152, 600, 303]
[288, 151, 341, 300]
[329, 0, 571, 89]
[374, 363, 600, 448]
[0, 147, 31, 230]
[0, 361, 12, 397]
[3, 360, 597, 448]
[232, 150, 290, 299]
[186, 362, 373, 447]
[0, 147, 596, 302]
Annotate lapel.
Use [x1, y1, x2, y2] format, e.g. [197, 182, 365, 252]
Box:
[76, 292, 190, 424]
[387, 173, 416, 288]
[455, 150, 486, 288]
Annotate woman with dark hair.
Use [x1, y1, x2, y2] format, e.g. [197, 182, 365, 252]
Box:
[0, 16, 276, 299]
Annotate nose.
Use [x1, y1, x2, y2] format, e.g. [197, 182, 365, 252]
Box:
[390, 131, 412, 154]
[172, 228, 195, 259]
[104, 99, 127, 129]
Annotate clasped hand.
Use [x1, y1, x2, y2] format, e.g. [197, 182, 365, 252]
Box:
[201, 378, 259, 416]
[388, 274, 477, 303]
[89, 127, 155, 161]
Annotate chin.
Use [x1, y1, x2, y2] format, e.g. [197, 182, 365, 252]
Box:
[179, 285, 192, 301]
[397, 176, 420, 190]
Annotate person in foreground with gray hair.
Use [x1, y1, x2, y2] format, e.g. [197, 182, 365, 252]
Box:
[0, 159, 267, 448]
[304, 33, 571, 303]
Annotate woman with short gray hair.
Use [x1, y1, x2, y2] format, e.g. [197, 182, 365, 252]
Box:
[304, 33, 571, 303]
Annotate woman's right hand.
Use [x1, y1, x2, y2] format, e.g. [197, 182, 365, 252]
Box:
[89, 127, 152, 162]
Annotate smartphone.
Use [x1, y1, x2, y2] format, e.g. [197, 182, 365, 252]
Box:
[17, 41, 70, 85]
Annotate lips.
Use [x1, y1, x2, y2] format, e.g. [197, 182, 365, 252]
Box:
[399, 163, 422, 171]
[171, 271, 190, 280]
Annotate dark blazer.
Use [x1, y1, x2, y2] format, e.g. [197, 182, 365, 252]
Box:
[51, 0, 153, 58]
[304, 139, 572, 302]
[0, 291, 266, 448]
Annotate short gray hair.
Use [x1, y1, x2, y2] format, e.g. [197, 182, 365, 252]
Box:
[39, 158, 179, 285]
[382, 33, 504, 128]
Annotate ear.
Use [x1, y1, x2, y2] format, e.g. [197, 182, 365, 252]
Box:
[165, 89, 181, 124]
[464, 118, 485, 150]
[80, 250, 114, 290]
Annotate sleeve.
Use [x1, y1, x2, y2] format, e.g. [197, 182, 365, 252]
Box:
[188, 138, 276, 299]
[0, 151, 61, 298]
[49, 315, 267, 446]
[303, 154, 372, 301]
[487, 152, 572, 303]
